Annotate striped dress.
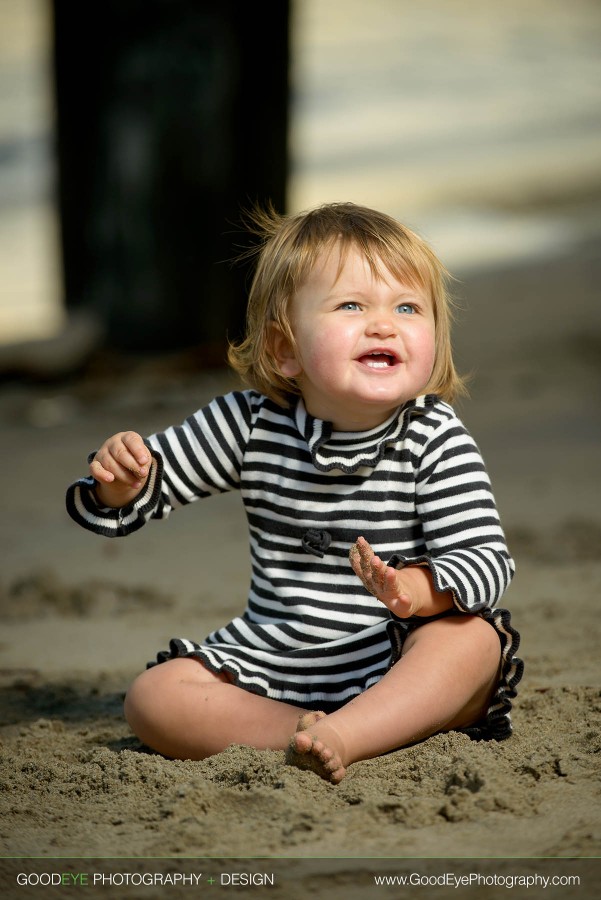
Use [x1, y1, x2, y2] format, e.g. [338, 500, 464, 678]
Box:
[66, 390, 523, 739]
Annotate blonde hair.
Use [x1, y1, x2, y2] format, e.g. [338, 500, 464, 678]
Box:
[228, 202, 467, 407]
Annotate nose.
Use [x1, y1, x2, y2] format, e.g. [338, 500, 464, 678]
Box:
[366, 311, 397, 338]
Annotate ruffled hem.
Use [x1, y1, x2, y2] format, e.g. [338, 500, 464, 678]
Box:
[148, 641, 386, 713]
[465, 606, 524, 741]
[150, 641, 253, 690]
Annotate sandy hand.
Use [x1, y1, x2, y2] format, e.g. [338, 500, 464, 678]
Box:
[349, 536, 419, 617]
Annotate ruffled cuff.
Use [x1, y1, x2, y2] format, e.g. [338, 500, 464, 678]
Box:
[65, 443, 164, 537]
[387, 551, 484, 614]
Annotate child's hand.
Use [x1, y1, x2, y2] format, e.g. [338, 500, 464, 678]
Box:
[350, 536, 421, 617]
[349, 536, 454, 619]
[88, 432, 150, 508]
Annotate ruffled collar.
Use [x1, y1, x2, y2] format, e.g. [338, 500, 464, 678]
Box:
[294, 394, 437, 473]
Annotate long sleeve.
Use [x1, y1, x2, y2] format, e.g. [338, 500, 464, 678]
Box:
[389, 411, 514, 612]
[65, 391, 254, 537]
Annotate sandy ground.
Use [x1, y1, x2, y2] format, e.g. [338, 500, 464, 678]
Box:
[0, 242, 600, 898]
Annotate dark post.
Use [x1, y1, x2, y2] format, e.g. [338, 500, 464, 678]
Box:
[52, 0, 290, 358]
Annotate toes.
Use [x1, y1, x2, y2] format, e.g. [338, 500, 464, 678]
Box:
[285, 731, 347, 784]
[290, 731, 314, 754]
[329, 765, 346, 785]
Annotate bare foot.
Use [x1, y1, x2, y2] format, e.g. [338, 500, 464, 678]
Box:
[285, 728, 347, 784]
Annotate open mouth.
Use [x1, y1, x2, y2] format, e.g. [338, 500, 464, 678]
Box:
[357, 351, 399, 369]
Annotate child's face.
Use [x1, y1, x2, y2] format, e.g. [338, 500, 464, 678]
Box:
[275, 244, 436, 431]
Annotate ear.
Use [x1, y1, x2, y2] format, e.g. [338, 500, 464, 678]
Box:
[270, 322, 302, 378]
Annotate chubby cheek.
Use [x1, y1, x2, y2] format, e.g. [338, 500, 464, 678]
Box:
[299, 342, 337, 388]
[421, 338, 437, 383]
[409, 325, 436, 382]
[298, 326, 354, 384]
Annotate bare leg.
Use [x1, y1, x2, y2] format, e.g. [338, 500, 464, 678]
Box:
[286, 615, 501, 783]
[124, 657, 313, 760]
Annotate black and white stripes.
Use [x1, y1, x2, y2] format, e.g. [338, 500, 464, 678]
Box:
[66, 390, 523, 733]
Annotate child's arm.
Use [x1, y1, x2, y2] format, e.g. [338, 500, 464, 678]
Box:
[384, 411, 514, 615]
[66, 390, 255, 537]
[349, 408, 515, 619]
[350, 536, 453, 618]
[88, 431, 150, 508]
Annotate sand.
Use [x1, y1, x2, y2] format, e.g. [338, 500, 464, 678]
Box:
[1, 244, 600, 895]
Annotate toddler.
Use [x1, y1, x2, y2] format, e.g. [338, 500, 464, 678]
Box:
[67, 202, 523, 783]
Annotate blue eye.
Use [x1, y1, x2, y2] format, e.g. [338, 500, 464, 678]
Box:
[396, 303, 415, 315]
[338, 302, 360, 311]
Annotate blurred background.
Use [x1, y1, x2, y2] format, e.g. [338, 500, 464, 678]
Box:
[1, 0, 600, 364]
[1, 0, 600, 636]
